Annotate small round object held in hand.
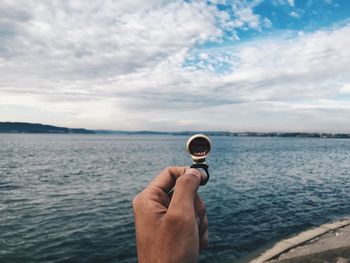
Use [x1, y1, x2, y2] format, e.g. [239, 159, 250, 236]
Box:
[186, 134, 211, 162]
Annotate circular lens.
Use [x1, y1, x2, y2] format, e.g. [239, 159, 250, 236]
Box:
[187, 134, 211, 159]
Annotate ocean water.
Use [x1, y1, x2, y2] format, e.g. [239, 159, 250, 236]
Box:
[1, 134, 350, 263]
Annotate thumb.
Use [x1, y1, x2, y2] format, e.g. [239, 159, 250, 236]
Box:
[168, 168, 202, 212]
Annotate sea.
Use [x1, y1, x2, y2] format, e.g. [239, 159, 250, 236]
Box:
[1, 134, 350, 263]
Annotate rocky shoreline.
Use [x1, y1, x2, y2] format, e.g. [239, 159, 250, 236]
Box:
[250, 219, 350, 263]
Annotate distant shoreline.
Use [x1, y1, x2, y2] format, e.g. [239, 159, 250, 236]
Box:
[1, 122, 350, 138]
[0, 122, 94, 134]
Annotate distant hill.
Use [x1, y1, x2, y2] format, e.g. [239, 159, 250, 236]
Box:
[95, 130, 170, 135]
[94, 130, 233, 136]
[1, 122, 349, 138]
[96, 130, 350, 138]
[0, 122, 95, 134]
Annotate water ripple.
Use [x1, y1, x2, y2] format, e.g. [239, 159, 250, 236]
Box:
[1, 135, 350, 262]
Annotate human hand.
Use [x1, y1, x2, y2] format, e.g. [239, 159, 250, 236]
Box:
[132, 167, 208, 263]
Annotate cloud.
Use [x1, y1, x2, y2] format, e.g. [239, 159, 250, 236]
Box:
[287, 0, 295, 6]
[234, 8, 264, 29]
[0, 0, 224, 79]
[0, 1, 349, 131]
[0, 0, 266, 88]
[290, 11, 300, 18]
[108, 23, 350, 106]
[340, 84, 350, 93]
[272, 0, 295, 7]
[92, 23, 350, 131]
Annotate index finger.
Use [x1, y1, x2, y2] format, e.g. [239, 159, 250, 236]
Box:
[147, 166, 188, 193]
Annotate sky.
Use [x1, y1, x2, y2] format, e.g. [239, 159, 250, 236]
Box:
[0, 0, 349, 132]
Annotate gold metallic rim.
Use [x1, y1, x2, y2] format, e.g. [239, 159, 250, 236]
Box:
[186, 134, 211, 161]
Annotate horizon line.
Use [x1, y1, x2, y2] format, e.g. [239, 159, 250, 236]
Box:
[1, 121, 350, 135]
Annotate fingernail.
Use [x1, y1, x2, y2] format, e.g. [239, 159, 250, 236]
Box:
[196, 216, 201, 226]
[185, 168, 207, 185]
[185, 168, 202, 178]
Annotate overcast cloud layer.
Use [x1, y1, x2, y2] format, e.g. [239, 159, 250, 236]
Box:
[1, 0, 349, 132]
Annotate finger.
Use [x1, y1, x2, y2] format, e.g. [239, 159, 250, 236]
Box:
[199, 229, 209, 251]
[194, 194, 206, 220]
[198, 214, 208, 237]
[168, 168, 202, 212]
[147, 166, 188, 193]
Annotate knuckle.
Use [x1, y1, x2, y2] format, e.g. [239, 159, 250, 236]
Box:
[203, 216, 208, 227]
[132, 195, 139, 208]
[163, 166, 186, 175]
[132, 193, 144, 209]
[163, 166, 176, 174]
[198, 201, 206, 216]
[199, 217, 209, 234]
[165, 210, 193, 227]
[165, 211, 182, 223]
[132, 191, 156, 215]
[162, 166, 172, 174]
[201, 221, 208, 233]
